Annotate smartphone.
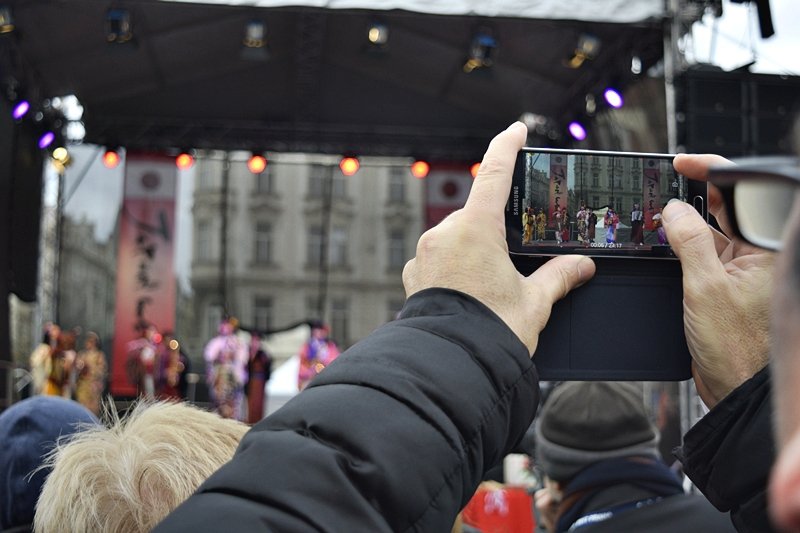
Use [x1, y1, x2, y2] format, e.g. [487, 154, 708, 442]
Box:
[505, 148, 705, 382]
[506, 148, 705, 259]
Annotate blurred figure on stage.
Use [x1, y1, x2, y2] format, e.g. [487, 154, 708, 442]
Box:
[247, 332, 273, 424]
[126, 323, 161, 399]
[630, 203, 645, 245]
[157, 332, 188, 400]
[204, 318, 249, 420]
[43, 329, 77, 398]
[298, 322, 340, 391]
[74, 332, 107, 416]
[29, 323, 60, 396]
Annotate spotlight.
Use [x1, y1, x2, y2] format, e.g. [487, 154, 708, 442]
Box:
[463, 29, 497, 73]
[247, 153, 267, 174]
[106, 8, 133, 44]
[11, 100, 29, 120]
[103, 149, 121, 169]
[0, 6, 14, 34]
[242, 20, 269, 61]
[176, 152, 194, 170]
[367, 22, 389, 46]
[568, 121, 587, 141]
[339, 156, 359, 176]
[410, 160, 430, 179]
[470, 162, 481, 179]
[243, 20, 265, 48]
[631, 56, 642, 75]
[565, 33, 600, 69]
[603, 88, 624, 109]
[38, 131, 55, 150]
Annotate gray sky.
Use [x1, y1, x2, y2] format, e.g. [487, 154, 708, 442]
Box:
[689, 0, 800, 76]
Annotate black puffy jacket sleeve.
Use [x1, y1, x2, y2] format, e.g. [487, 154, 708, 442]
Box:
[155, 288, 540, 532]
[676, 367, 775, 532]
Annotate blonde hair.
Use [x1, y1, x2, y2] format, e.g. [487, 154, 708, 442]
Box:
[34, 400, 249, 533]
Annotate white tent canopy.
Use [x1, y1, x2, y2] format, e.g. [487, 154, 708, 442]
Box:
[163, 0, 665, 23]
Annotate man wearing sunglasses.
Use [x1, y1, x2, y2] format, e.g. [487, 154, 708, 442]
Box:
[663, 153, 800, 532]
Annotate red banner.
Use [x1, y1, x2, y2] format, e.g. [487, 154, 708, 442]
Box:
[110, 154, 178, 396]
[425, 166, 473, 229]
[548, 154, 567, 222]
[643, 158, 661, 230]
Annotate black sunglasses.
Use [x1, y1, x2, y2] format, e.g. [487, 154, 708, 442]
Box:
[708, 156, 800, 251]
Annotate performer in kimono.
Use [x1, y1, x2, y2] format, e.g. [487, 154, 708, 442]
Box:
[74, 332, 107, 416]
[247, 332, 273, 424]
[29, 323, 59, 396]
[604, 208, 619, 244]
[43, 330, 76, 398]
[576, 204, 588, 244]
[587, 207, 598, 243]
[204, 318, 249, 420]
[630, 203, 645, 245]
[535, 208, 547, 242]
[652, 208, 667, 244]
[157, 332, 187, 400]
[126, 324, 161, 399]
[298, 322, 340, 391]
[554, 209, 564, 244]
[521, 207, 534, 245]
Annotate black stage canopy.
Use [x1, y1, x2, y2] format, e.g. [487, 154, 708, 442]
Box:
[0, 0, 666, 162]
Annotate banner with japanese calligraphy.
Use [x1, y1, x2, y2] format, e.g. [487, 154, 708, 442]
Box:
[643, 158, 661, 230]
[548, 154, 567, 222]
[110, 154, 178, 396]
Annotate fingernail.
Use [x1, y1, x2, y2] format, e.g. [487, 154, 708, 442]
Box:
[663, 199, 692, 223]
[576, 256, 594, 285]
[508, 121, 527, 132]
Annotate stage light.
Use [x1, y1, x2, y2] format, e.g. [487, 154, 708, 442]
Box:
[410, 160, 430, 179]
[463, 29, 497, 73]
[11, 100, 29, 120]
[51, 146, 72, 173]
[367, 22, 388, 46]
[631, 56, 642, 75]
[103, 149, 121, 169]
[339, 157, 359, 176]
[565, 33, 600, 69]
[247, 154, 267, 174]
[106, 8, 133, 44]
[0, 6, 14, 34]
[38, 131, 55, 150]
[176, 152, 194, 170]
[568, 121, 587, 141]
[603, 88, 624, 109]
[243, 20, 265, 48]
[470, 162, 481, 178]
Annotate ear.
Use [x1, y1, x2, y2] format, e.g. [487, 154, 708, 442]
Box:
[770, 430, 800, 529]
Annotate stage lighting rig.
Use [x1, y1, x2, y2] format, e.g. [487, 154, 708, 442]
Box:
[247, 153, 267, 174]
[410, 160, 429, 179]
[103, 148, 121, 169]
[0, 6, 14, 34]
[339, 156, 359, 176]
[106, 8, 133, 44]
[463, 29, 497, 73]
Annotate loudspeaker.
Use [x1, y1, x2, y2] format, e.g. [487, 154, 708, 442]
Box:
[677, 68, 800, 157]
[8, 115, 44, 303]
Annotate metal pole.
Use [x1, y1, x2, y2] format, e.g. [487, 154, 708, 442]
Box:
[317, 165, 333, 322]
[664, 0, 681, 154]
[53, 169, 65, 325]
[219, 153, 231, 316]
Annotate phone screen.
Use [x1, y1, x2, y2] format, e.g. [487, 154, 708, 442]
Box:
[506, 148, 693, 259]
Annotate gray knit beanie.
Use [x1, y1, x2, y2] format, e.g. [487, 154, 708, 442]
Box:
[535, 381, 660, 482]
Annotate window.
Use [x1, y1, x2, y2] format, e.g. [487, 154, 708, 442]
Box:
[253, 297, 273, 331]
[254, 222, 272, 264]
[306, 296, 321, 319]
[307, 226, 323, 266]
[592, 173, 600, 187]
[308, 165, 326, 197]
[331, 298, 349, 345]
[206, 304, 224, 340]
[255, 164, 273, 194]
[592, 196, 600, 209]
[616, 199, 623, 213]
[388, 167, 406, 203]
[329, 226, 348, 267]
[196, 220, 213, 261]
[197, 162, 216, 190]
[388, 229, 406, 269]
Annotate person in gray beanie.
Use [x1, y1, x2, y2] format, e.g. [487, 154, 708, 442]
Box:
[0, 396, 98, 531]
[533, 382, 735, 533]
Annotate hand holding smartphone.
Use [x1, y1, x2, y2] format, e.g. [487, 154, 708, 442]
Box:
[506, 148, 707, 381]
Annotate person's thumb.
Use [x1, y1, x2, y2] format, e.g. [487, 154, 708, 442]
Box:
[662, 199, 725, 295]
[524, 255, 596, 331]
